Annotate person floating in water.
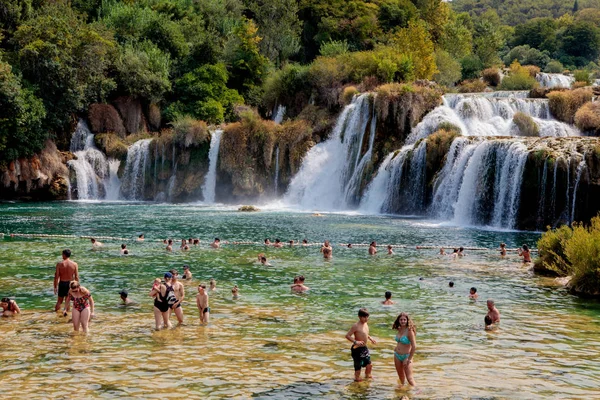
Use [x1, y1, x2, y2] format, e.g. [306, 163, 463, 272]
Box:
[518, 244, 531, 263]
[302, 239, 308, 246]
[291, 275, 310, 292]
[211, 238, 221, 249]
[1, 297, 21, 317]
[486, 299, 500, 323]
[393, 312, 417, 386]
[273, 239, 283, 248]
[345, 308, 377, 382]
[182, 265, 192, 280]
[137, 234, 144, 242]
[382, 291, 395, 305]
[90, 238, 103, 249]
[469, 287, 478, 300]
[387, 245, 394, 255]
[368, 241, 377, 255]
[196, 284, 210, 324]
[63, 281, 95, 333]
[499, 243, 507, 257]
[119, 290, 134, 305]
[54, 249, 79, 312]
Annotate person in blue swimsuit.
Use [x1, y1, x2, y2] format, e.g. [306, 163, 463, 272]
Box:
[392, 312, 417, 386]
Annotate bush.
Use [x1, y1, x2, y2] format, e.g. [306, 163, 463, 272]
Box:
[574, 102, 600, 134]
[522, 65, 541, 78]
[319, 40, 350, 57]
[460, 54, 483, 80]
[548, 88, 593, 123]
[263, 63, 311, 116]
[94, 133, 128, 159]
[457, 79, 487, 93]
[545, 60, 564, 73]
[426, 129, 461, 173]
[564, 218, 600, 296]
[171, 115, 209, 148]
[481, 68, 501, 87]
[513, 112, 539, 137]
[535, 225, 573, 276]
[573, 69, 592, 85]
[503, 45, 551, 69]
[433, 50, 462, 87]
[341, 86, 359, 105]
[499, 61, 539, 90]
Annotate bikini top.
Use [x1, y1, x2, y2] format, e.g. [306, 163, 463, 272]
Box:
[395, 335, 410, 345]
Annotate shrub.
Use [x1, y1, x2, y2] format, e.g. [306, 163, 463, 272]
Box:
[545, 60, 564, 73]
[433, 50, 462, 87]
[94, 133, 128, 159]
[548, 88, 593, 123]
[319, 39, 350, 57]
[513, 112, 539, 137]
[481, 68, 501, 87]
[460, 54, 483, 80]
[499, 62, 539, 90]
[522, 65, 541, 78]
[574, 102, 600, 134]
[503, 45, 551, 69]
[535, 225, 573, 276]
[171, 115, 209, 148]
[564, 219, 600, 296]
[341, 86, 359, 105]
[426, 129, 461, 173]
[263, 63, 311, 116]
[457, 79, 487, 93]
[573, 69, 592, 85]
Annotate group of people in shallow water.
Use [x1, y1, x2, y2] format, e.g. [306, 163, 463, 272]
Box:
[1, 236, 517, 388]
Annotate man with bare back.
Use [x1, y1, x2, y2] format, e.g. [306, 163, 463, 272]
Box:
[54, 249, 79, 311]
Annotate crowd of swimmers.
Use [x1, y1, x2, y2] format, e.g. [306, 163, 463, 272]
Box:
[0, 237, 520, 386]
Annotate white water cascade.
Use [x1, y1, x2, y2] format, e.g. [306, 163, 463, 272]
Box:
[120, 139, 152, 200]
[284, 94, 375, 210]
[274, 146, 280, 195]
[536, 73, 574, 88]
[273, 105, 286, 124]
[67, 120, 118, 200]
[407, 92, 579, 143]
[201, 129, 223, 203]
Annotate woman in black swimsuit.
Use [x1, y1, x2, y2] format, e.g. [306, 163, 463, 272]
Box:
[149, 273, 173, 330]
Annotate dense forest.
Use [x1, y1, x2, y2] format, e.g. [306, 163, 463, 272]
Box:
[2, 0, 600, 167]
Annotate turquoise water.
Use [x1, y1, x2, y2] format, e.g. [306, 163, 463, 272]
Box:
[0, 202, 599, 399]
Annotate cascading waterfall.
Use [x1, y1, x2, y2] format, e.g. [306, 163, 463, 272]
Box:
[120, 139, 152, 200]
[201, 129, 223, 203]
[67, 120, 113, 200]
[407, 92, 578, 143]
[284, 94, 374, 210]
[274, 146, 280, 195]
[273, 105, 286, 124]
[167, 145, 177, 201]
[570, 159, 587, 225]
[536, 73, 574, 88]
[105, 159, 121, 201]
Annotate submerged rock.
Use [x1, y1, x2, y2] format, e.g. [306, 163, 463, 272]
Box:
[238, 205, 260, 212]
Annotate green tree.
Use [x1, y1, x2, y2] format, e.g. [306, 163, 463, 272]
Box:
[433, 49, 462, 86]
[441, 11, 473, 59]
[573, 0, 579, 13]
[472, 10, 506, 67]
[378, 0, 418, 32]
[512, 18, 558, 54]
[503, 45, 551, 68]
[559, 21, 600, 66]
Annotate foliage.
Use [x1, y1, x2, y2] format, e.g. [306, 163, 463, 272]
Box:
[535, 225, 574, 276]
[545, 60, 565, 73]
[433, 50, 462, 87]
[564, 218, 600, 295]
[457, 79, 487, 93]
[481, 68, 501, 87]
[440, 12, 473, 59]
[460, 54, 483, 80]
[374, 83, 443, 131]
[547, 88, 593, 123]
[94, 132, 128, 159]
[388, 21, 437, 80]
[341, 86, 360, 105]
[573, 69, 592, 85]
[574, 101, 600, 134]
[472, 10, 506, 67]
[513, 112, 539, 136]
[425, 128, 461, 174]
[171, 115, 210, 148]
[262, 63, 312, 115]
[378, 0, 418, 32]
[512, 18, 559, 54]
[499, 61, 539, 90]
[319, 40, 350, 57]
[503, 45, 551, 68]
[559, 21, 600, 67]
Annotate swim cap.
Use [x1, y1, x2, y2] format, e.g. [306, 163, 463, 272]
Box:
[183, 264, 189, 269]
[164, 272, 173, 278]
[119, 290, 128, 296]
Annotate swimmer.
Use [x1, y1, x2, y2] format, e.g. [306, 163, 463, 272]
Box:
[163, 239, 168, 245]
[289, 240, 295, 247]
[193, 238, 200, 246]
[486, 299, 500, 323]
[180, 239, 190, 251]
[209, 279, 217, 292]
[90, 238, 103, 249]
[260, 255, 272, 266]
[458, 247, 465, 257]
[302, 239, 308, 247]
[518, 244, 531, 263]
[368, 242, 377, 255]
[321, 240, 333, 259]
[264, 238, 271, 245]
[449, 281, 454, 288]
[137, 234, 144, 242]
[1, 297, 21, 317]
[211, 238, 221, 249]
[120, 244, 127, 255]
[232, 285, 240, 299]
[119, 290, 134, 305]
[63, 281, 95, 332]
[450, 248, 459, 259]
[150, 274, 173, 330]
[291, 275, 309, 292]
[345, 308, 376, 382]
[166, 239, 173, 252]
[182, 265, 192, 280]
[347, 243, 353, 248]
[484, 315, 493, 330]
[196, 284, 210, 324]
[188, 238, 193, 244]
[392, 312, 417, 386]
[54, 249, 79, 312]
[499, 243, 507, 257]
[273, 239, 283, 248]
[439, 247, 446, 256]
[469, 287, 478, 300]
[382, 291, 395, 305]
[123, 249, 129, 255]
[387, 245, 394, 255]
[169, 269, 185, 324]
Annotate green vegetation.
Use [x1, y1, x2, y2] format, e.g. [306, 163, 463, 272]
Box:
[499, 62, 539, 90]
[548, 88, 593, 123]
[513, 112, 540, 137]
[574, 102, 600, 133]
[535, 217, 600, 296]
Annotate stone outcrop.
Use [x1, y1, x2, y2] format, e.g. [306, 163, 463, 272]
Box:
[88, 104, 127, 137]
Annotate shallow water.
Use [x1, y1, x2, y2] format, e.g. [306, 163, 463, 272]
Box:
[1, 202, 599, 399]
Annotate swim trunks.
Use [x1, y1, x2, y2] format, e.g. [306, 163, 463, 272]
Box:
[351, 345, 371, 371]
[202, 307, 210, 314]
[58, 281, 70, 297]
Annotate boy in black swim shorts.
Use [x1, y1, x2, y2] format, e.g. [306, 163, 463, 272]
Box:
[345, 308, 377, 381]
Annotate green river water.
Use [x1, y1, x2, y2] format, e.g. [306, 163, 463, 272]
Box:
[0, 202, 599, 399]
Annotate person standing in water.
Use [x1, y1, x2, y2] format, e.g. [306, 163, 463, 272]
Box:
[518, 244, 531, 263]
[119, 290, 134, 305]
[150, 273, 173, 330]
[166, 239, 173, 252]
[210, 238, 221, 248]
[392, 312, 417, 387]
[90, 238, 103, 249]
[170, 269, 185, 325]
[182, 265, 192, 280]
[63, 281, 95, 333]
[54, 249, 79, 312]
[382, 291, 395, 305]
[387, 245, 394, 255]
[345, 308, 377, 382]
[196, 284, 210, 324]
[369, 242, 377, 255]
[321, 240, 333, 259]
[486, 299, 500, 323]
[1, 297, 21, 317]
[499, 243, 507, 257]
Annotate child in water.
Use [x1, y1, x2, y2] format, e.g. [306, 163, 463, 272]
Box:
[345, 308, 377, 382]
[469, 287, 478, 300]
[484, 315, 493, 330]
[196, 284, 210, 324]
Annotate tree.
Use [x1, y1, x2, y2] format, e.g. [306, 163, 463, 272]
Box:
[512, 18, 558, 54]
[573, 0, 579, 13]
[503, 45, 551, 68]
[378, 0, 418, 32]
[559, 21, 600, 66]
[433, 50, 462, 86]
[472, 10, 506, 67]
[441, 11, 473, 59]
[389, 21, 437, 79]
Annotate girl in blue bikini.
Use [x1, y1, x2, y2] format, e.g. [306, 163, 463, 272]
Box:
[392, 312, 416, 386]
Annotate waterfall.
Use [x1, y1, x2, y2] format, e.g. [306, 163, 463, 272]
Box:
[105, 159, 121, 200]
[570, 159, 587, 225]
[201, 129, 223, 203]
[167, 145, 177, 201]
[274, 146, 280, 195]
[67, 120, 112, 200]
[407, 92, 578, 143]
[284, 94, 373, 210]
[120, 139, 152, 200]
[537, 159, 548, 230]
[273, 105, 286, 124]
[536, 73, 574, 88]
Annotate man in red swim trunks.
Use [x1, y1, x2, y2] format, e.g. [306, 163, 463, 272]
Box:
[54, 249, 79, 312]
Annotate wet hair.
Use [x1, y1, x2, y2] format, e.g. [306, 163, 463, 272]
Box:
[523, 244, 529, 251]
[385, 291, 392, 299]
[260, 256, 267, 262]
[459, 247, 464, 252]
[1, 297, 10, 303]
[302, 239, 308, 244]
[123, 249, 129, 255]
[168, 239, 173, 244]
[91, 238, 96, 243]
[199, 284, 206, 289]
[289, 240, 294, 244]
[170, 269, 178, 276]
[298, 275, 305, 282]
[392, 312, 416, 332]
[387, 245, 392, 249]
[215, 238, 220, 242]
[121, 244, 126, 249]
[449, 281, 454, 287]
[470, 287, 477, 293]
[500, 243, 506, 248]
[484, 315, 492, 326]
[347, 243, 352, 248]
[358, 308, 370, 318]
[293, 276, 299, 283]
[62, 249, 71, 258]
[370, 241, 376, 246]
[139, 234, 144, 238]
[264, 239, 270, 243]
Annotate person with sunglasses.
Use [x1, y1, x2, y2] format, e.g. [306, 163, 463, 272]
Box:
[63, 281, 95, 333]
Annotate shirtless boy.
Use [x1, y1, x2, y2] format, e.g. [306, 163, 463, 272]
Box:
[196, 284, 210, 324]
[182, 265, 192, 280]
[90, 238, 103, 249]
[368, 242, 377, 255]
[382, 291, 395, 305]
[166, 239, 173, 252]
[170, 269, 185, 324]
[345, 308, 377, 382]
[210, 238, 221, 248]
[54, 249, 79, 311]
[469, 287, 478, 300]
